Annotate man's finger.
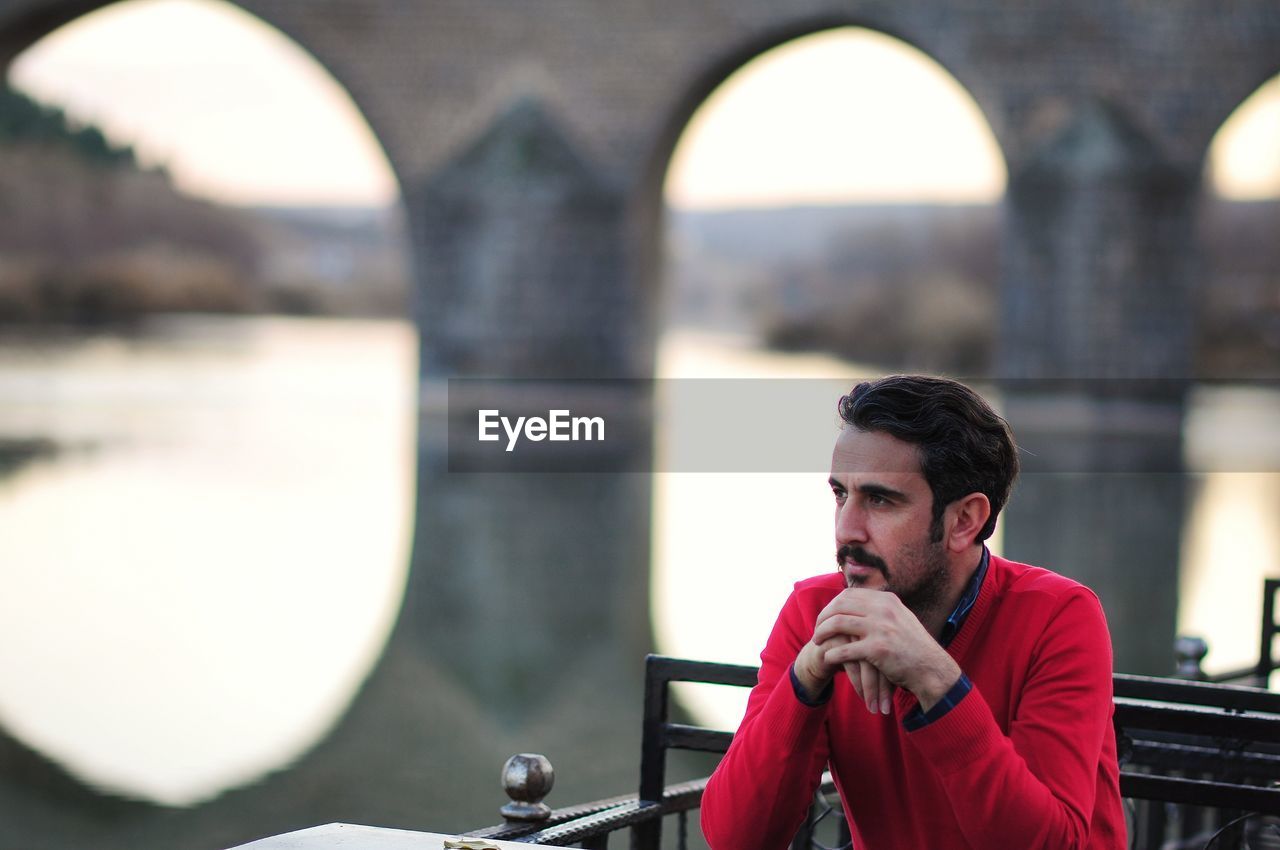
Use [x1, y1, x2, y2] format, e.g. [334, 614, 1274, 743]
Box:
[844, 661, 864, 703]
[813, 613, 870, 644]
[816, 587, 896, 624]
[877, 672, 895, 715]
[860, 661, 881, 714]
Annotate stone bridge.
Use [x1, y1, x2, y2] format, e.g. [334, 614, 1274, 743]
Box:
[0, 0, 1277, 846]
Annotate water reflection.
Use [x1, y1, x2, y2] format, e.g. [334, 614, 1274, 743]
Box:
[0, 319, 1274, 803]
[0, 315, 415, 804]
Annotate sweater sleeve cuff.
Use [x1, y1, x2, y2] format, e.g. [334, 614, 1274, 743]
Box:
[790, 664, 834, 707]
[902, 673, 971, 731]
[903, 681, 1006, 776]
[735, 660, 830, 750]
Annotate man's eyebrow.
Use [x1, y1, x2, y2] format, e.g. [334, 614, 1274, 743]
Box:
[856, 482, 910, 501]
[827, 478, 909, 501]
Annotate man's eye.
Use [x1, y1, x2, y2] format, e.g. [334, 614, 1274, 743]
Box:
[867, 493, 889, 506]
[831, 489, 846, 501]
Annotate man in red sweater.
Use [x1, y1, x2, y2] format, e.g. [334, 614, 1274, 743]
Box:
[701, 375, 1125, 850]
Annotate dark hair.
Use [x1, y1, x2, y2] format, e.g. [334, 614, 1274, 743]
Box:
[837, 375, 1018, 542]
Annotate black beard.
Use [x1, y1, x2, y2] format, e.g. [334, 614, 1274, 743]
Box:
[893, 539, 951, 618]
[836, 541, 950, 619]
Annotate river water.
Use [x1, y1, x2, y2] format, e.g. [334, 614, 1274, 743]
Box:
[0, 316, 1275, 805]
[0, 316, 416, 805]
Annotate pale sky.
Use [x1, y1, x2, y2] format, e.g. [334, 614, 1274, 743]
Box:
[6, 2, 1279, 207]
[665, 29, 1008, 208]
[8, 0, 398, 207]
[1210, 76, 1280, 199]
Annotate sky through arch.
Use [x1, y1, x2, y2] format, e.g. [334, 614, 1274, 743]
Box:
[665, 27, 1007, 210]
[7, 0, 398, 207]
[1207, 75, 1280, 200]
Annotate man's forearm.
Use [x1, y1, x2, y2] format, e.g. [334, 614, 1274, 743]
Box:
[704, 634, 832, 850]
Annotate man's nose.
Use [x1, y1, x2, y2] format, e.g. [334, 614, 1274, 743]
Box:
[835, 500, 868, 544]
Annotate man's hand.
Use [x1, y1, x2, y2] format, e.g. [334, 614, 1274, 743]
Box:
[794, 633, 896, 714]
[811, 589, 962, 713]
[793, 634, 854, 700]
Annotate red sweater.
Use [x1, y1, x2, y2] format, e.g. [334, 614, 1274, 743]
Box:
[701, 554, 1125, 850]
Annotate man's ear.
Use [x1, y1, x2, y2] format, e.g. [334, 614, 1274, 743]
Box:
[945, 493, 992, 552]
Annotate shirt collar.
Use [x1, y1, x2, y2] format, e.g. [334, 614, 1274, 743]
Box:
[939, 545, 989, 648]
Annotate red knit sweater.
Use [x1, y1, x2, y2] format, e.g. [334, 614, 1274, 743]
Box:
[701, 554, 1125, 850]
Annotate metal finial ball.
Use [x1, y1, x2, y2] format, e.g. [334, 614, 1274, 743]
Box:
[1174, 635, 1209, 680]
[500, 753, 554, 822]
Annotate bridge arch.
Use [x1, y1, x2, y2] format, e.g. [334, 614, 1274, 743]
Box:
[0, 0, 415, 816]
[647, 25, 1009, 721]
[637, 16, 1009, 220]
[0, 0, 406, 193]
[628, 19, 1010, 385]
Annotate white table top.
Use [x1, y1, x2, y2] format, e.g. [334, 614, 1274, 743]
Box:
[228, 823, 559, 850]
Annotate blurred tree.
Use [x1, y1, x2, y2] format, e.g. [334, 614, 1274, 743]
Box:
[0, 85, 138, 169]
[0, 85, 264, 327]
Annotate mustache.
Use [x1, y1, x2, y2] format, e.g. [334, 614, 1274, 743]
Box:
[836, 544, 888, 574]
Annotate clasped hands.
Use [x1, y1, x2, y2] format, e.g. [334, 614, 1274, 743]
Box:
[793, 588, 962, 716]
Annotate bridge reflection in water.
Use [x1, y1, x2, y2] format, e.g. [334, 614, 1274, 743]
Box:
[0, 323, 1275, 849]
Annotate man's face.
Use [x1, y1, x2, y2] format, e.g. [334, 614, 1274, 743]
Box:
[829, 427, 951, 617]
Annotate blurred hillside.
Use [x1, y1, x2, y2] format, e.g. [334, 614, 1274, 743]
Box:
[4, 76, 1271, 374]
[667, 200, 1280, 378]
[0, 85, 407, 329]
[248, 205, 408, 318]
